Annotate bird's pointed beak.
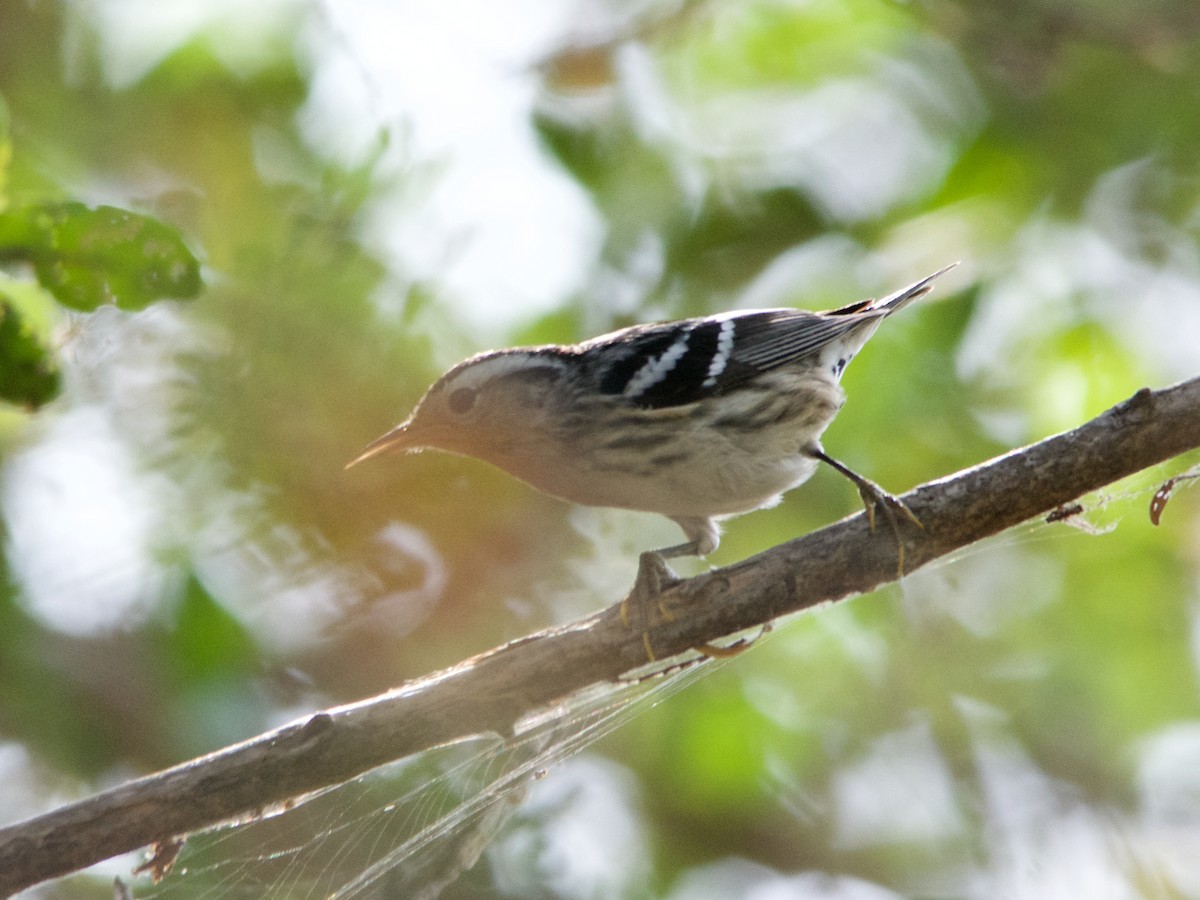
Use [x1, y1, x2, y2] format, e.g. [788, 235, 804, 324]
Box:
[345, 420, 417, 470]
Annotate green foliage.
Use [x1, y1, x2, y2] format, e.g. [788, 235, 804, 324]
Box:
[1, 0, 1200, 897]
[0, 291, 59, 408]
[672, 0, 916, 90]
[0, 184, 202, 409]
[0, 92, 10, 202]
[166, 576, 259, 683]
[0, 202, 201, 311]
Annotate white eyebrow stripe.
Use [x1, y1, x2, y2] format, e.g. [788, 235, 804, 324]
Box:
[702, 319, 735, 388]
[624, 331, 692, 397]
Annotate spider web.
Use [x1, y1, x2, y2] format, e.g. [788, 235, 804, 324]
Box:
[123, 461, 1198, 900]
[130, 652, 720, 900]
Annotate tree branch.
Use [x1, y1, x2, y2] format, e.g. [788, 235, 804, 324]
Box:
[2, 377, 1199, 896]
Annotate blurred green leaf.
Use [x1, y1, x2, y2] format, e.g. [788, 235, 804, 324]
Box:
[0, 202, 201, 311]
[0, 290, 59, 408]
[168, 575, 259, 683]
[3, 1, 1200, 896]
[674, 0, 914, 90]
[0, 92, 10, 206]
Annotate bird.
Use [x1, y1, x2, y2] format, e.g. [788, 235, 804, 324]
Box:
[348, 264, 953, 601]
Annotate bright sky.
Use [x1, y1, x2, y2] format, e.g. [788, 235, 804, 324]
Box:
[304, 0, 605, 336]
[85, 0, 604, 337]
[4, 0, 612, 640]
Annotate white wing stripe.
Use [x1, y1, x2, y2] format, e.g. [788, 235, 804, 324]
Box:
[624, 331, 692, 398]
[703, 319, 735, 387]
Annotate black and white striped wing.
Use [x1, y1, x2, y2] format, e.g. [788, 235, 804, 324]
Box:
[581, 308, 874, 410]
[580, 267, 951, 410]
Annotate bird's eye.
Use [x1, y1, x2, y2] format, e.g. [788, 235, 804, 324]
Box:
[448, 387, 478, 414]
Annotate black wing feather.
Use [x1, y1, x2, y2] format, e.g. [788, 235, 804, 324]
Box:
[720, 310, 872, 372]
[583, 310, 871, 410]
[580, 266, 953, 410]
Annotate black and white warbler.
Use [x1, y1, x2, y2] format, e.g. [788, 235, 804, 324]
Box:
[349, 265, 953, 583]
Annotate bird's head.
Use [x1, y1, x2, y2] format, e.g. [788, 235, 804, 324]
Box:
[346, 348, 571, 469]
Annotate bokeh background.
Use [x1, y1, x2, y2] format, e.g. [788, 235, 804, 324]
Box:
[2, 0, 1200, 897]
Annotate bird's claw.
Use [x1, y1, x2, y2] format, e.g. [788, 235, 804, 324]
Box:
[695, 623, 773, 658]
[620, 551, 683, 661]
[854, 481, 921, 576]
[857, 484, 922, 531]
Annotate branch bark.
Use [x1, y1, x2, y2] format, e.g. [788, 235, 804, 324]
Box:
[2, 377, 1200, 896]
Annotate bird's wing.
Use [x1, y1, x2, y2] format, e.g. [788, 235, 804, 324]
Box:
[580, 308, 869, 409]
[581, 267, 952, 410]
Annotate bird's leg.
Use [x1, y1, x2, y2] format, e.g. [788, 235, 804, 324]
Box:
[620, 540, 697, 619]
[621, 543, 692, 660]
[810, 448, 921, 575]
[620, 545, 768, 661]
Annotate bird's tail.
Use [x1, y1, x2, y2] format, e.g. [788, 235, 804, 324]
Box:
[826, 263, 958, 319]
[870, 263, 959, 316]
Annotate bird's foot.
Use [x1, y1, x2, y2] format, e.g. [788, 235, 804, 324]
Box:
[694, 623, 773, 658]
[810, 448, 922, 577]
[854, 479, 922, 576]
[620, 551, 684, 661]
